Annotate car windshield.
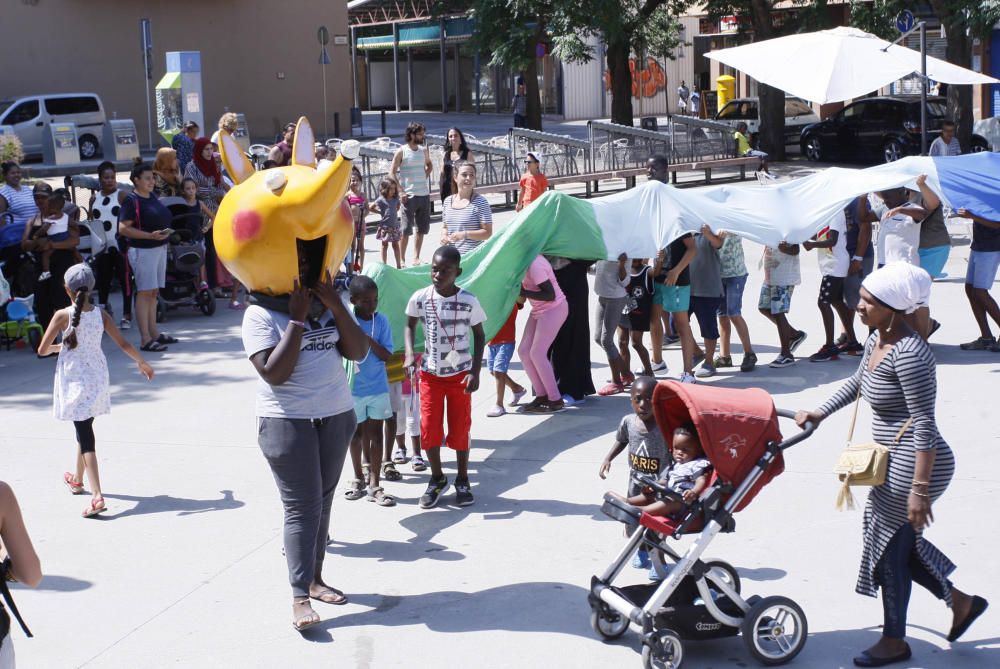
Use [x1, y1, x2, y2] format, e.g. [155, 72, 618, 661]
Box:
[717, 101, 756, 120]
[926, 101, 947, 118]
[785, 99, 813, 117]
[0, 100, 13, 120]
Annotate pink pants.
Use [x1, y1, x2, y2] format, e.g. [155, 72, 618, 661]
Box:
[518, 300, 569, 401]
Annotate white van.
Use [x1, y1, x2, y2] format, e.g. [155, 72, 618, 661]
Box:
[0, 93, 107, 160]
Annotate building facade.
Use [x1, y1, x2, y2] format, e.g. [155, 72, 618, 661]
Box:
[1, 0, 353, 147]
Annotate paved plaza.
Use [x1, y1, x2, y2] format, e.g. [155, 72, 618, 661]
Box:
[1, 179, 998, 669]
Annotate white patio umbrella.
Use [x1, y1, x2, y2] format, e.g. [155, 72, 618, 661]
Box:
[705, 26, 999, 104]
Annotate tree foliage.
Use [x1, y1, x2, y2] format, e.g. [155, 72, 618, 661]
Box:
[470, 0, 688, 126]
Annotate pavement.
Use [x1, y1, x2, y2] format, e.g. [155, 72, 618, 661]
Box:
[2, 172, 998, 669]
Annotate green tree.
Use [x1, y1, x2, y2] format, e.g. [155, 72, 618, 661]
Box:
[470, 0, 686, 128]
[700, 1, 829, 160]
[850, 0, 1000, 151]
[468, 1, 550, 130]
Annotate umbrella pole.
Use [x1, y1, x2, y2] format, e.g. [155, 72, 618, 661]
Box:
[920, 21, 928, 155]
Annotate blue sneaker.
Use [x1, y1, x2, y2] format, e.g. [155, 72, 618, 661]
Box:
[631, 549, 652, 570]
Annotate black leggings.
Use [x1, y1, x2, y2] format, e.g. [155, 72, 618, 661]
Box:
[74, 418, 96, 454]
[876, 522, 950, 638]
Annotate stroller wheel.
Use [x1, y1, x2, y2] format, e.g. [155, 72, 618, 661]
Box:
[740, 595, 807, 666]
[199, 289, 216, 316]
[590, 606, 629, 640]
[705, 559, 742, 595]
[642, 628, 683, 669]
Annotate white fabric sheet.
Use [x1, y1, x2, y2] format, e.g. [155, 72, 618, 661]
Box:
[590, 156, 949, 259]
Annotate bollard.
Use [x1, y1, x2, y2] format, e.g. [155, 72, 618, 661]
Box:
[334, 112, 340, 139]
[380, 110, 387, 135]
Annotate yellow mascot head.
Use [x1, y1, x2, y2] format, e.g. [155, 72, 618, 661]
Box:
[214, 117, 360, 295]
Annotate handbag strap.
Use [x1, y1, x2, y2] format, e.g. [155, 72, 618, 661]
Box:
[847, 384, 913, 445]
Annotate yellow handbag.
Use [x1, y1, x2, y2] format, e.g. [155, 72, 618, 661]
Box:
[833, 389, 911, 511]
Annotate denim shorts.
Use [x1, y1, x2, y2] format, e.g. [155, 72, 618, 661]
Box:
[353, 393, 393, 421]
[719, 274, 748, 317]
[487, 342, 515, 374]
[689, 296, 722, 340]
[758, 285, 794, 315]
[653, 283, 691, 313]
[966, 250, 1000, 290]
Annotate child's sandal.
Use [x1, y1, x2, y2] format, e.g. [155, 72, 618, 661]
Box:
[367, 487, 396, 507]
[411, 455, 427, 472]
[381, 462, 402, 482]
[343, 479, 365, 500]
[63, 472, 85, 495]
[391, 447, 407, 464]
[82, 496, 106, 518]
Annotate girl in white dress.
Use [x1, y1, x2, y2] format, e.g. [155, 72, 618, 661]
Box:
[38, 264, 154, 517]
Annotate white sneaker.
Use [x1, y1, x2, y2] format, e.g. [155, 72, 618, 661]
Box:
[38, 271, 51, 281]
[650, 361, 668, 373]
[509, 389, 527, 406]
[119, 319, 131, 331]
[679, 372, 697, 384]
[486, 405, 506, 418]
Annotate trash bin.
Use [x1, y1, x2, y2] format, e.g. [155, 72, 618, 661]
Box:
[716, 75, 736, 110]
[640, 116, 658, 131]
[102, 119, 140, 162]
[43, 122, 79, 166]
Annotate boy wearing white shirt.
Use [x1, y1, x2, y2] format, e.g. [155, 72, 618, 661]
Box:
[804, 209, 858, 362]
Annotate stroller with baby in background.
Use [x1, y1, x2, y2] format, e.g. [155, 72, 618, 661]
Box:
[589, 380, 816, 669]
[155, 197, 215, 321]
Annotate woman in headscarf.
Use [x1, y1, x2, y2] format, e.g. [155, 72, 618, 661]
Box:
[152, 148, 183, 198]
[184, 137, 243, 308]
[796, 263, 986, 667]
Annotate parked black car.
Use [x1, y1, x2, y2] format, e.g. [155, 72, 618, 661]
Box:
[800, 95, 989, 164]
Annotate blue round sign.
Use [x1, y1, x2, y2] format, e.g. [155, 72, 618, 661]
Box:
[896, 10, 915, 34]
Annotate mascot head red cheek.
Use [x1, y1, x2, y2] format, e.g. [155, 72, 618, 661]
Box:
[214, 117, 360, 295]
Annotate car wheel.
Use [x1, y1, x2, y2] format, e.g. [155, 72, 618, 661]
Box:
[79, 135, 100, 160]
[970, 136, 989, 153]
[883, 138, 904, 163]
[802, 135, 823, 162]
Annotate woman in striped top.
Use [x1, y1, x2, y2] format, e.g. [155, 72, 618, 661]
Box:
[440, 161, 492, 255]
[797, 263, 986, 667]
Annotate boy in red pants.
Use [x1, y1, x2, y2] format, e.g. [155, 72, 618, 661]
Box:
[404, 245, 486, 508]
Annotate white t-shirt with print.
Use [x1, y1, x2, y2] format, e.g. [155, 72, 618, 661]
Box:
[816, 210, 849, 278]
[763, 245, 801, 287]
[406, 286, 486, 377]
[872, 198, 921, 266]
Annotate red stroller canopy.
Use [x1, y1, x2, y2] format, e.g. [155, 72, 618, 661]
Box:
[652, 380, 784, 512]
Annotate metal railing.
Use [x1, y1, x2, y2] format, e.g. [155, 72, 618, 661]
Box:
[507, 128, 591, 178]
[587, 121, 673, 172]
[664, 116, 739, 162]
[425, 134, 518, 189]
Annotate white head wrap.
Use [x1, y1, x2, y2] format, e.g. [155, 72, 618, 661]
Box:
[861, 262, 932, 314]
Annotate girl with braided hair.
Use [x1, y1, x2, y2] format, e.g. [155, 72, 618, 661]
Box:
[38, 263, 154, 517]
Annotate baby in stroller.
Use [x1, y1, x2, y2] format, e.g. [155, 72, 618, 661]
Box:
[611, 422, 712, 520]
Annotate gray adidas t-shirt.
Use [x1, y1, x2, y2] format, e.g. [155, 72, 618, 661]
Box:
[242, 305, 355, 419]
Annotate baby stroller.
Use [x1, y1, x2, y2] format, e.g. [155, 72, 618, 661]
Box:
[0, 296, 44, 352]
[156, 197, 215, 320]
[588, 380, 816, 669]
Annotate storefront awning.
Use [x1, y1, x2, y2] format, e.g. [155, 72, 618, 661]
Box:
[356, 18, 473, 50]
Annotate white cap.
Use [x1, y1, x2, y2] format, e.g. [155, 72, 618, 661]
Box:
[526, 150, 543, 164]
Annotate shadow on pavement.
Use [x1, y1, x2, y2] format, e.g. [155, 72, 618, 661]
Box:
[99, 489, 243, 520]
[312, 581, 595, 637]
[326, 538, 464, 563]
[12, 574, 92, 592]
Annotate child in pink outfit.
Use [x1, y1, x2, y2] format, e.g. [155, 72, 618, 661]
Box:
[518, 255, 569, 413]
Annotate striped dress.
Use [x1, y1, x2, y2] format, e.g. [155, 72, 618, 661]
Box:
[819, 332, 956, 602]
[443, 194, 492, 255]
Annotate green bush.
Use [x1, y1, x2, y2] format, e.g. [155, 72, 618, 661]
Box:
[0, 133, 25, 165]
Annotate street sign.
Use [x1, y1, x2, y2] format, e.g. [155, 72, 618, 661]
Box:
[317, 25, 330, 46]
[896, 10, 915, 34]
